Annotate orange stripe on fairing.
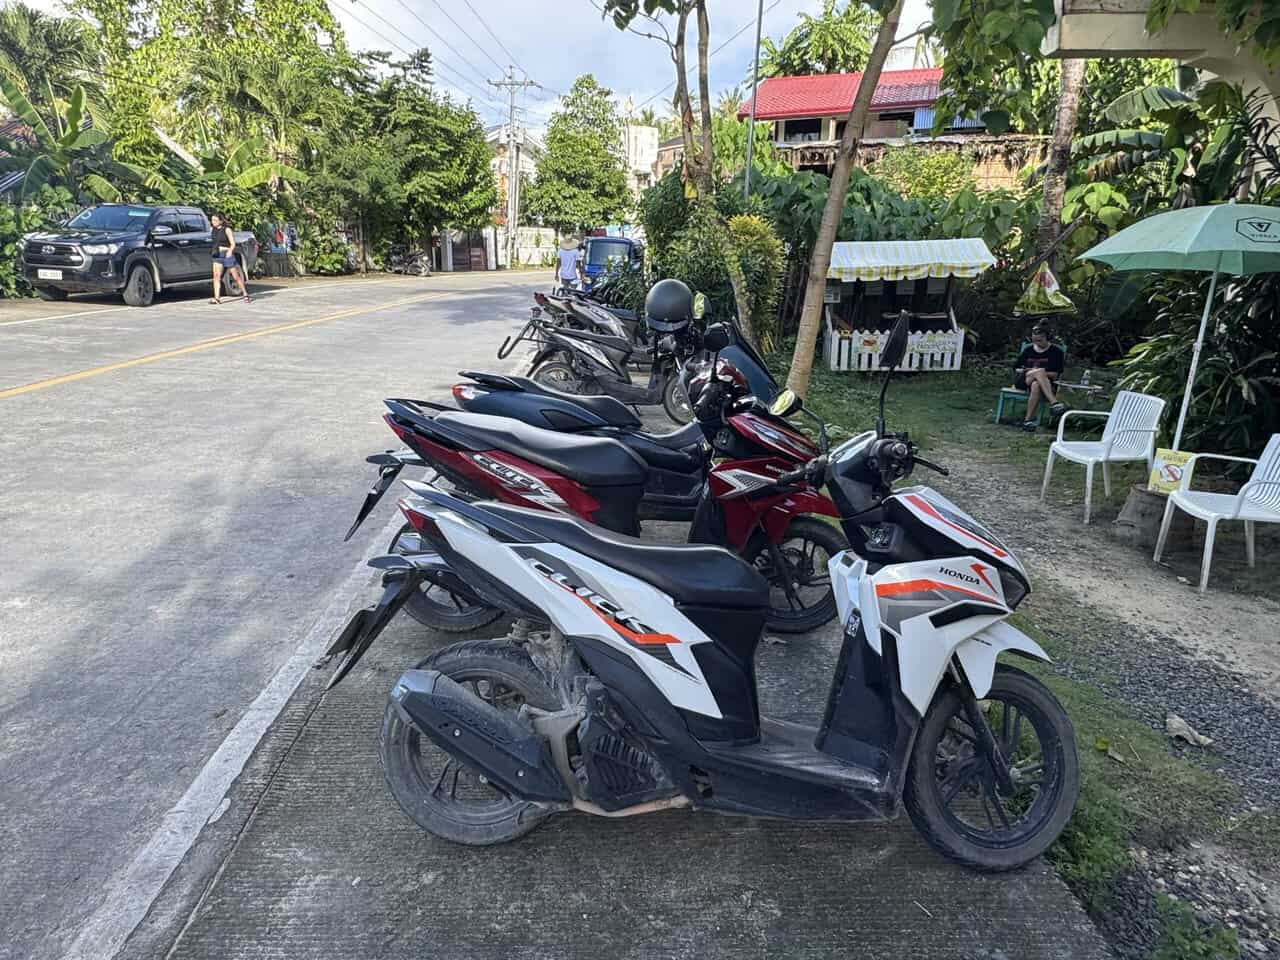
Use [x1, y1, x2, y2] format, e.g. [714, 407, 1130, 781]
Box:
[541, 568, 682, 646]
[906, 494, 1008, 558]
[573, 592, 680, 646]
[875, 578, 994, 603]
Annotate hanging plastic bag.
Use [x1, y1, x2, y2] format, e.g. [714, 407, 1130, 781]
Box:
[1014, 263, 1076, 315]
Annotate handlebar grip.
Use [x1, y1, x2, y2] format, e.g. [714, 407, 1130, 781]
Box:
[775, 467, 806, 485]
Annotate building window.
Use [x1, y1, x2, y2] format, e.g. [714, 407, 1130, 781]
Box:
[783, 118, 822, 142]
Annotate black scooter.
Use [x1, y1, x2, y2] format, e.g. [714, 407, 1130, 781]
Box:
[499, 315, 695, 424]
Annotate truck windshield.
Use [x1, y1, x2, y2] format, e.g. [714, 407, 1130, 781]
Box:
[68, 206, 155, 231]
[585, 239, 631, 267]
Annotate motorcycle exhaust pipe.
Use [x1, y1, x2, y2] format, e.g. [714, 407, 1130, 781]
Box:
[390, 669, 571, 805]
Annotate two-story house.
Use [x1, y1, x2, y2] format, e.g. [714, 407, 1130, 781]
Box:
[731, 67, 1046, 189]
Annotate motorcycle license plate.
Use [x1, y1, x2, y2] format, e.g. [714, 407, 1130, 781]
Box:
[37, 269, 62, 280]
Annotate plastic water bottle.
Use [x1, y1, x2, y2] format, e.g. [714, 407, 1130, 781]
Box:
[1082, 369, 1091, 386]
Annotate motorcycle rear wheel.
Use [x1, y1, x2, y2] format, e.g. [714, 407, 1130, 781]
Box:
[746, 517, 844, 633]
[390, 524, 503, 633]
[380, 640, 561, 844]
[531, 359, 587, 394]
[904, 664, 1079, 872]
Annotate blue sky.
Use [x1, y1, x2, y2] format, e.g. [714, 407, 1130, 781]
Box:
[34, 0, 932, 132]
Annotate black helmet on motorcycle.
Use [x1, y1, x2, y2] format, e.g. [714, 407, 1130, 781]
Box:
[644, 278, 693, 333]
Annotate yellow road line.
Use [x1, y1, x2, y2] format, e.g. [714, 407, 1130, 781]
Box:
[0, 290, 450, 401]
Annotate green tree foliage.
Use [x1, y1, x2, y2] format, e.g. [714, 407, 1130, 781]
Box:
[525, 74, 630, 233]
[726, 214, 785, 350]
[756, 0, 879, 79]
[709, 114, 787, 181]
[0, 184, 72, 297]
[867, 147, 975, 199]
[0, 76, 173, 202]
[1146, 0, 1280, 70]
[0, 1, 101, 114]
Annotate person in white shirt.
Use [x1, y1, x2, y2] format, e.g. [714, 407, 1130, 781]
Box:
[555, 239, 583, 291]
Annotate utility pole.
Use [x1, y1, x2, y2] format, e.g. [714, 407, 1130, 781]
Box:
[489, 66, 539, 269]
[743, 0, 765, 202]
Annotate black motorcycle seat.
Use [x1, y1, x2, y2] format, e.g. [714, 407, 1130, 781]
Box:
[640, 421, 705, 451]
[433, 411, 646, 488]
[500, 375, 640, 429]
[482, 503, 770, 609]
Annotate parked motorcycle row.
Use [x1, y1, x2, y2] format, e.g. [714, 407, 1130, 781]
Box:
[322, 278, 1080, 872]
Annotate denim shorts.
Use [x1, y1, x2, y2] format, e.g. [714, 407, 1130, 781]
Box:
[213, 255, 237, 267]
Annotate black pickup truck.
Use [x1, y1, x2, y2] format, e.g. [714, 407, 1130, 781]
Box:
[20, 204, 259, 306]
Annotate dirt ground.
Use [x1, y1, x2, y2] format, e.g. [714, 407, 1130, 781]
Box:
[932, 445, 1280, 705]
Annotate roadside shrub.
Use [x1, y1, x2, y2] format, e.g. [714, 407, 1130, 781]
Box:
[726, 214, 784, 351]
[654, 203, 734, 319]
[0, 185, 75, 299]
[297, 221, 351, 275]
[638, 170, 689, 253]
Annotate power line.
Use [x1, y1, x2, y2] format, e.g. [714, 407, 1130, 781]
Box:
[633, 0, 786, 110]
[336, 0, 505, 114]
[382, 0, 495, 90]
[458, 0, 527, 76]
[422, 0, 506, 75]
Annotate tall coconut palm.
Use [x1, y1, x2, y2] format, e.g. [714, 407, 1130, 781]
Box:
[0, 1, 104, 121]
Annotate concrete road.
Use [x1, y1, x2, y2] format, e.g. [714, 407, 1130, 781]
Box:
[1, 278, 1109, 960]
[0, 273, 541, 960]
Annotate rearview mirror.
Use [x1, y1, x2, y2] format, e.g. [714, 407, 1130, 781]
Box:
[692, 292, 707, 320]
[880, 310, 911, 370]
[769, 388, 802, 418]
[702, 322, 732, 352]
[151, 224, 174, 237]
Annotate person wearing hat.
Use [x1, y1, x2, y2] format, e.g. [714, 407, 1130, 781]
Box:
[554, 236, 584, 292]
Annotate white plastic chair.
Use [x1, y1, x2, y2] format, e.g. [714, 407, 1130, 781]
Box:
[1040, 390, 1166, 523]
[1154, 434, 1280, 593]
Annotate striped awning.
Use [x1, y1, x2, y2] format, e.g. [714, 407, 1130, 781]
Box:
[827, 238, 996, 281]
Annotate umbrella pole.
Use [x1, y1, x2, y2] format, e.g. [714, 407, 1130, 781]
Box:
[1171, 253, 1223, 451]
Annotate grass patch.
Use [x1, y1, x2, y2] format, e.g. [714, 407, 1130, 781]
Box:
[798, 363, 1255, 957]
[785, 357, 1280, 598]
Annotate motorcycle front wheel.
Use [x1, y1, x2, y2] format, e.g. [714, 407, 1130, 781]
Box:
[380, 640, 561, 844]
[663, 372, 692, 424]
[390, 524, 503, 633]
[904, 664, 1079, 872]
[746, 517, 844, 633]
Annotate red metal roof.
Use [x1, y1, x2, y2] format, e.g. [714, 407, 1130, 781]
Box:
[738, 68, 943, 121]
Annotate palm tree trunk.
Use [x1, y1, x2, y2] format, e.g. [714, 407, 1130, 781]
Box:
[1035, 59, 1086, 263]
[785, 0, 903, 398]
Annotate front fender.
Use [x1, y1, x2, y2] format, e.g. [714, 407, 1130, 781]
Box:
[761, 488, 841, 542]
[953, 620, 1052, 700]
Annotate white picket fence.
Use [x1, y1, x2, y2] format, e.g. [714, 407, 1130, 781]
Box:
[823, 310, 965, 373]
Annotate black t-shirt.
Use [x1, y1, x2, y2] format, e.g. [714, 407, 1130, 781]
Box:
[1017, 343, 1064, 376]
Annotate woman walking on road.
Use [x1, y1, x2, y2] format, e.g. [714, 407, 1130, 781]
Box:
[210, 212, 251, 305]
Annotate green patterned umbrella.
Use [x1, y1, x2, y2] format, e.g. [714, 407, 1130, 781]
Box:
[1080, 203, 1280, 449]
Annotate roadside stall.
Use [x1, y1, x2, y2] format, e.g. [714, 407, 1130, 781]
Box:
[822, 238, 995, 372]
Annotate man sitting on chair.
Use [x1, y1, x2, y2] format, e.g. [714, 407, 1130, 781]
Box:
[1015, 325, 1066, 431]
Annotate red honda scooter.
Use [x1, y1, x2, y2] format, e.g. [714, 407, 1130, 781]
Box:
[345, 353, 844, 636]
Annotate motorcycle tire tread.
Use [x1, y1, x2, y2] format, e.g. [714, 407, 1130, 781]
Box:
[903, 664, 1079, 872]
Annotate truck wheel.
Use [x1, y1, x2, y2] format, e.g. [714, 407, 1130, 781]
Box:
[36, 287, 69, 301]
[122, 264, 155, 307]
